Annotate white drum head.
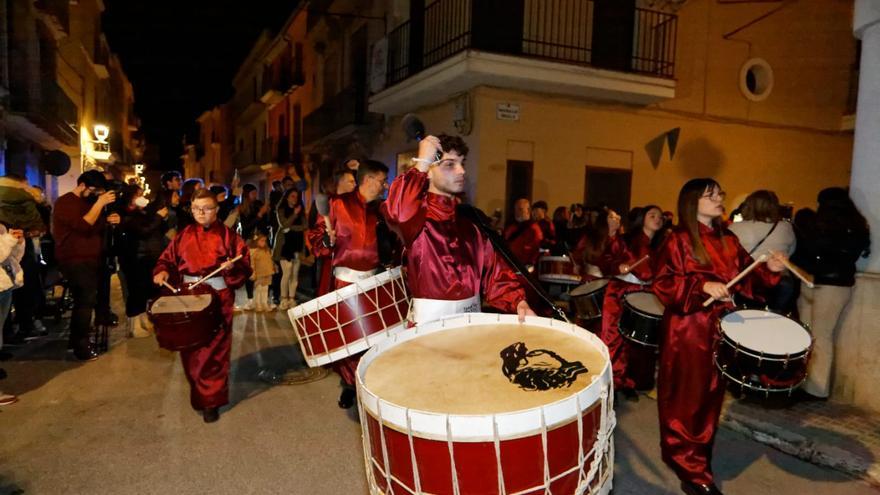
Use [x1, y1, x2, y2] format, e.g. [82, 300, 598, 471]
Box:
[570, 278, 609, 296]
[720, 310, 811, 356]
[624, 292, 664, 316]
[150, 294, 212, 314]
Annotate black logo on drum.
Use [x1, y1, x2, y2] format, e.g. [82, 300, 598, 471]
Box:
[500, 342, 588, 391]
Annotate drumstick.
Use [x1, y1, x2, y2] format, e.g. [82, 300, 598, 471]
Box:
[622, 255, 650, 274]
[161, 281, 179, 293]
[188, 255, 244, 289]
[702, 254, 768, 307]
[781, 258, 815, 289]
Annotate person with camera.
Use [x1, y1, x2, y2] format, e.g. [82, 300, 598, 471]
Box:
[52, 170, 121, 361]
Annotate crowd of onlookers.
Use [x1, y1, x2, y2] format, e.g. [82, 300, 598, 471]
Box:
[0, 159, 871, 408]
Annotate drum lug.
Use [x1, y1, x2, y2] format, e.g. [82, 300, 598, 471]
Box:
[783, 353, 790, 370]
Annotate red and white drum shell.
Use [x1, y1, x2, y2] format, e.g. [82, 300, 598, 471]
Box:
[356, 313, 615, 495]
[288, 267, 411, 368]
[538, 256, 576, 278]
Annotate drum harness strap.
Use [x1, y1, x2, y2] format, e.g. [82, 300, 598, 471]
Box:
[748, 221, 779, 256]
[457, 204, 570, 323]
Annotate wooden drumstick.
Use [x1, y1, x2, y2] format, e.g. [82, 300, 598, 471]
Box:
[188, 254, 244, 289]
[161, 281, 179, 294]
[781, 258, 815, 289]
[622, 255, 650, 274]
[702, 253, 768, 307]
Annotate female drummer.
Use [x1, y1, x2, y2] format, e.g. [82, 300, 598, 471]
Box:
[153, 189, 251, 423]
[597, 205, 664, 400]
[653, 179, 785, 495]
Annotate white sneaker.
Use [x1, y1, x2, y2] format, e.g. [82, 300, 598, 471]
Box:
[237, 300, 255, 311]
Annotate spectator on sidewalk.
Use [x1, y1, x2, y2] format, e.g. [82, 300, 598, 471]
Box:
[0, 224, 25, 405]
[273, 188, 307, 309]
[52, 171, 121, 361]
[118, 185, 168, 338]
[793, 187, 870, 400]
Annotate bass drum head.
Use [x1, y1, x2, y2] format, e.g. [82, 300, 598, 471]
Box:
[570, 278, 609, 297]
[720, 309, 811, 356]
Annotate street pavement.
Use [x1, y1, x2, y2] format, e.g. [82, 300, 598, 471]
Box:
[0, 307, 877, 495]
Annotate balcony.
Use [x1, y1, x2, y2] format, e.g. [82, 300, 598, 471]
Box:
[34, 0, 70, 37]
[303, 85, 378, 145]
[371, 0, 677, 115]
[261, 58, 306, 106]
[7, 81, 79, 148]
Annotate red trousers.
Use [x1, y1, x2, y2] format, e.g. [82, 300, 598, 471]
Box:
[657, 311, 726, 485]
[180, 288, 235, 411]
[599, 280, 657, 390]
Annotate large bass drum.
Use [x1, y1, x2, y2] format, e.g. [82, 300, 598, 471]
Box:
[357, 313, 615, 495]
[148, 284, 222, 351]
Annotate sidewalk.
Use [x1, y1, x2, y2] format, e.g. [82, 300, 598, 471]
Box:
[721, 394, 880, 488]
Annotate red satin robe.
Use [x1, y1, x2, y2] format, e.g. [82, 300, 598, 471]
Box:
[597, 233, 657, 390]
[153, 222, 251, 411]
[652, 224, 779, 485]
[306, 190, 382, 387]
[382, 168, 525, 313]
[307, 190, 381, 272]
[503, 220, 544, 266]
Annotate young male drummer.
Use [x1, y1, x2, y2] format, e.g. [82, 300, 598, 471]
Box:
[307, 159, 392, 409]
[153, 189, 251, 423]
[503, 198, 544, 268]
[383, 134, 535, 325]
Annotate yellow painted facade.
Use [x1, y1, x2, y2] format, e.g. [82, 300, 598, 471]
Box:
[369, 0, 856, 219]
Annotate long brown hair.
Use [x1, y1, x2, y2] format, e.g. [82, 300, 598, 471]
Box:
[677, 178, 724, 265]
[741, 190, 781, 223]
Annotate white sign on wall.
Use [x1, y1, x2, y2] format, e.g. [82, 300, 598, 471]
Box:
[496, 102, 520, 121]
[370, 38, 389, 94]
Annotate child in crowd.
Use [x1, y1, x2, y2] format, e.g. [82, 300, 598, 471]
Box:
[249, 233, 277, 311]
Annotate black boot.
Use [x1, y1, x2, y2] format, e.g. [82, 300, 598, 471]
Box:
[338, 388, 356, 409]
[680, 480, 723, 495]
[203, 407, 220, 423]
[620, 387, 639, 402]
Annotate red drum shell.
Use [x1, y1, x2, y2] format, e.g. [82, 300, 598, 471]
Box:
[538, 256, 576, 277]
[148, 284, 222, 351]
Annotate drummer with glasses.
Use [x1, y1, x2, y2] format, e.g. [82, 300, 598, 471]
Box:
[153, 189, 251, 423]
[382, 133, 535, 327]
[652, 179, 785, 495]
[306, 159, 397, 410]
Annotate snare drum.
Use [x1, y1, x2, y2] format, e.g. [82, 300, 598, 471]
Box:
[288, 267, 411, 368]
[714, 309, 813, 395]
[570, 279, 609, 320]
[618, 292, 665, 347]
[148, 285, 222, 351]
[538, 255, 576, 278]
[357, 313, 615, 495]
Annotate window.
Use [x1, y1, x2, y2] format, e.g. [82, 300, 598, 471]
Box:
[739, 58, 774, 102]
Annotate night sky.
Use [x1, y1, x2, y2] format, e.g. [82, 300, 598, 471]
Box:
[102, 0, 301, 170]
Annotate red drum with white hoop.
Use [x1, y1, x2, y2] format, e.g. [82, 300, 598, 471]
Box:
[357, 313, 615, 495]
[148, 285, 222, 351]
[538, 255, 576, 278]
[288, 267, 411, 368]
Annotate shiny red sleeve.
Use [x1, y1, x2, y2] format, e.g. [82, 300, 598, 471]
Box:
[480, 231, 527, 313]
[730, 237, 781, 301]
[597, 235, 627, 276]
[382, 168, 429, 245]
[630, 235, 655, 281]
[652, 233, 712, 315]
[223, 229, 252, 290]
[307, 215, 332, 257]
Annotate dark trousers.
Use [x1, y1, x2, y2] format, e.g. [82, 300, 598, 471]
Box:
[96, 258, 113, 318]
[270, 265, 282, 303]
[12, 240, 43, 333]
[60, 262, 99, 351]
[120, 256, 158, 317]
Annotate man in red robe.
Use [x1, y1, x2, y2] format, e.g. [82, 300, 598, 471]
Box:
[307, 160, 390, 409]
[153, 189, 251, 423]
[503, 198, 544, 268]
[383, 134, 534, 325]
[312, 169, 357, 296]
